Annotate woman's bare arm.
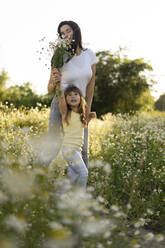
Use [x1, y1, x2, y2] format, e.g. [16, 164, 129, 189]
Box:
[85, 64, 96, 117]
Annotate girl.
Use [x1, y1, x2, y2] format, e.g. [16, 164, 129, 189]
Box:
[48, 20, 98, 167]
[57, 83, 95, 189]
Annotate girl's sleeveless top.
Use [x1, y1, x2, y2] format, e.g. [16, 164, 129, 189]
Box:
[62, 111, 84, 150]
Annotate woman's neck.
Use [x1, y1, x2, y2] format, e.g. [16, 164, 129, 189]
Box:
[75, 47, 82, 56]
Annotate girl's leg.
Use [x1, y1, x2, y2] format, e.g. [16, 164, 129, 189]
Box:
[62, 148, 88, 189]
[67, 166, 78, 184]
[82, 127, 88, 168]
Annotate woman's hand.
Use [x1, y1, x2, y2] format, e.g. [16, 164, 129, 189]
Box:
[87, 112, 97, 123]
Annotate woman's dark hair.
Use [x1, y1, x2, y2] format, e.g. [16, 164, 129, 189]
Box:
[57, 21, 83, 55]
[64, 85, 87, 127]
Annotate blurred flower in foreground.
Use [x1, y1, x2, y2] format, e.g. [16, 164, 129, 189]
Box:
[0, 239, 16, 248]
[134, 218, 145, 228]
[1, 169, 35, 196]
[81, 219, 110, 237]
[110, 204, 119, 211]
[155, 234, 164, 242]
[5, 215, 27, 233]
[145, 232, 154, 241]
[0, 191, 8, 203]
[131, 239, 141, 248]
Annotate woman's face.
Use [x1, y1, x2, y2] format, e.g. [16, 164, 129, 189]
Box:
[60, 24, 74, 43]
[66, 91, 81, 107]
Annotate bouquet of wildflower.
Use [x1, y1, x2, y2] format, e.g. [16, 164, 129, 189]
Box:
[49, 35, 73, 95]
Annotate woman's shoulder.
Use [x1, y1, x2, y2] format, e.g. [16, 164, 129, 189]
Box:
[82, 48, 98, 64]
[83, 48, 95, 54]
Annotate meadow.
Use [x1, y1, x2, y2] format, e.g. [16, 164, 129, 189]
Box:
[0, 102, 165, 248]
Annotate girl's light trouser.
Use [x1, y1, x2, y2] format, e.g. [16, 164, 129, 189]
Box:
[49, 96, 89, 167]
[62, 147, 88, 189]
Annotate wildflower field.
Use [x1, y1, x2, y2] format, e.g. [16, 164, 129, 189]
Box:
[0, 103, 165, 248]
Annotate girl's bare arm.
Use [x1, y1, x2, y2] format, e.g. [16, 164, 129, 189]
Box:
[58, 83, 67, 119]
[48, 67, 61, 94]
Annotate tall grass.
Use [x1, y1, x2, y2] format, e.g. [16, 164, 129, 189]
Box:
[89, 112, 165, 231]
[0, 103, 164, 248]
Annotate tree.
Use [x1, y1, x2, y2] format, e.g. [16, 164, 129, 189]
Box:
[0, 69, 53, 108]
[93, 50, 156, 116]
[135, 89, 154, 112]
[4, 82, 40, 108]
[0, 69, 9, 100]
[155, 93, 165, 111]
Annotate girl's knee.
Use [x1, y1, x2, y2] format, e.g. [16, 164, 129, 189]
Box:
[62, 148, 76, 159]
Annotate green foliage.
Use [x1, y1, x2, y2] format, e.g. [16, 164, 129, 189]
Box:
[51, 45, 65, 68]
[155, 93, 165, 111]
[3, 82, 39, 108]
[93, 50, 155, 116]
[135, 89, 155, 112]
[0, 69, 9, 99]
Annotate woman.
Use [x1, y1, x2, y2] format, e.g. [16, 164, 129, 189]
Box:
[48, 20, 98, 167]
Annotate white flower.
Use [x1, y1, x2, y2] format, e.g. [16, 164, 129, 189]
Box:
[132, 245, 141, 248]
[48, 221, 63, 231]
[0, 191, 8, 203]
[119, 232, 126, 236]
[107, 241, 112, 246]
[114, 211, 125, 218]
[155, 234, 164, 242]
[103, 163, 111, 173]
[1, 169, 34, 196]
[5, 215, 27, 233]
[145, 232, 154, 241]
[87, 186, 95, 192]
[89, 160, 103, 168]
[134, 218, 145, 228]
[134, 230, 140, 235]
[97, 243, 104, 248]
[97, 196, 104, 203]
[104, 231, 111, 238]
[146, 208, 153, 215]
[110, 204, 119, 211]
[127, 203, 132, 209]
[20, 127, 30, 134]
[81, 219, 110, 236]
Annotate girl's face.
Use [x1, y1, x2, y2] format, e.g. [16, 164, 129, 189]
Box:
[60, 24, 74, 43]
[66, 91, 81, 107]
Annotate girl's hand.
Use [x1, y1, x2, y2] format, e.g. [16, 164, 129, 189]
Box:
[50, 67, 62, 85]
[48, 67, 62, 93]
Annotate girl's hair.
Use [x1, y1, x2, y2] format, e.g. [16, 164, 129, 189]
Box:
[57, 20, 83, 55]
[64, 85, 87, 127]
